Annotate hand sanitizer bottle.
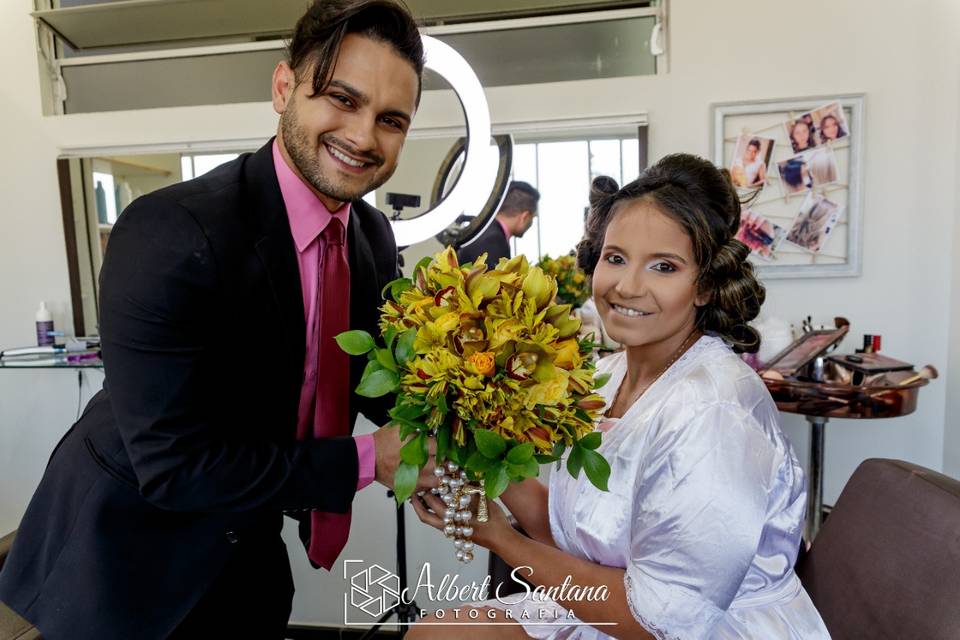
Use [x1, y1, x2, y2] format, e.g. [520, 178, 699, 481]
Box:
[36, 302, 54, 346]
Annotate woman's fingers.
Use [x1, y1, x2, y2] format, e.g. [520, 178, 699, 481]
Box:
[420, 491, 448, 515]
[411, 494, 445, 530]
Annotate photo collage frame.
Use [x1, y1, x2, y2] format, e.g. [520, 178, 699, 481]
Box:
[712, 95, 864, 278]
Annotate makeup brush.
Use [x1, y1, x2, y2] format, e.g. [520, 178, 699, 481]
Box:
[897, 365, 938, 386]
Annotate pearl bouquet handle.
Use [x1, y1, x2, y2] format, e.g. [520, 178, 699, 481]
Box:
[432, 460, 488, 563]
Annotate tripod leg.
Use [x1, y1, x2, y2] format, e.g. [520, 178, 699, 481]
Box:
[357, 608, 397, 640]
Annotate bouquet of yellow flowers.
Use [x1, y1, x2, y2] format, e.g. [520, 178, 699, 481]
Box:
[536, 253, 590, 308]
[336, 247, 610, 562]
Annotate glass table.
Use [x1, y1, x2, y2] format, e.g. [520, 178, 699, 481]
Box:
[0, 354, 103, 369]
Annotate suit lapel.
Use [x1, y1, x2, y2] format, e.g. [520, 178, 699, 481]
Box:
[347, 203, 380, 331]
[244, 141, 306, 387]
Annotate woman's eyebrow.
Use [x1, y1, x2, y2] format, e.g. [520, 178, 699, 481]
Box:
[602, 245, 690, 266]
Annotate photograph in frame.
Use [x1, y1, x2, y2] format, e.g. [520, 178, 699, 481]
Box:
[736, 209, 787, 260]
[777, 153, 813, 195]
[784, 113, 818, 154]
[811, 101, 850, 145]
[806, 147, 840, 188]
[786, 192, 843, 253]
[729, 134, 775, 189]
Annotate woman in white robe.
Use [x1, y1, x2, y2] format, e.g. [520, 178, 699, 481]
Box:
[409, 155, 830, 639]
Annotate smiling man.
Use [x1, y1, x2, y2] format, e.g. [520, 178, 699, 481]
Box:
[0, 2, 435, 638]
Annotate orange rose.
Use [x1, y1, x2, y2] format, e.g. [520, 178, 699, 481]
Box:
[467, 351, 496, 377]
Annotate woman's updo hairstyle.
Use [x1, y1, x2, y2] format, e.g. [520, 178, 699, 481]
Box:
[576, 153, 765, 353]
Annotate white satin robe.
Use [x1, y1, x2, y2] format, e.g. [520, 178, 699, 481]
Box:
[476, 335, 831, 639]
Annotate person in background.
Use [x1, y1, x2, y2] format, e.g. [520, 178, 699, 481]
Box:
[0, 2, 436, 638]
[456, 181, 540, 266]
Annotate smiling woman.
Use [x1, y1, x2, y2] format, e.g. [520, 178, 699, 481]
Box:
[409, 155, 829, 639]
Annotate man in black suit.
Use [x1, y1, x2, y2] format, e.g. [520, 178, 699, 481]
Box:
[0, 2, 436, 638]
[456, 181, 540, 265]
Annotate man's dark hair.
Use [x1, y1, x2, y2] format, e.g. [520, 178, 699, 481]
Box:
[499, 181, 540, 217]
[288, 0, 425, 106]
[748, 138, 762, 150]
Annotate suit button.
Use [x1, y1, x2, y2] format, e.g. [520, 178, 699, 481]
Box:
[226, 530, 239, 544]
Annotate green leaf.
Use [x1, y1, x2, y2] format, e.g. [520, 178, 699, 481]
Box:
[414, 256, 433, 276]
[566, 446, 583, 478]
[535, 454, 558, 464]
[398, 421, 417, 441]
[392, 416, 426, 435]
[579, 432, 602, 451]
[520, 458, 540, 478]
[465, 451, 496, 473]
[473, 430, 507, 458]
[485, 463, 510, 499]
[436, 426, 450, 462]
[389, 401, 428, 422]
[393, 462, 420, 504]
[506, 442, 535, 465]
[552, 441, 567, 458]
[582, 449, 611, 492]
[447, 445, 465, 466]
[400, 432, 428, 466]
[382, 277, 413, 301]
[395, 329, 417, 365]
[356, 369, 399, 397]
[384, 325, 398, 350]
[376, 348, 398, 372]
[593, 372, 612, 389]
[363, 359, 385, 379]
[336, 330, 376, 355]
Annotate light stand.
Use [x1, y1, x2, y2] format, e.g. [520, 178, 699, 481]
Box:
[358, 490, 420, 639]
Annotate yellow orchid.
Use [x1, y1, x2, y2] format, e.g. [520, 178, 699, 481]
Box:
[537, 253, 591, 308]
[349, 246, 611, 505]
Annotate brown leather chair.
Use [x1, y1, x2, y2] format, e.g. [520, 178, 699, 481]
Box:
[0, 531, 41, 640]
[796, 458, 960, 639]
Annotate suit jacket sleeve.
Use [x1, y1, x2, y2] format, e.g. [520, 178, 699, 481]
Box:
[99, 195, 358, 514]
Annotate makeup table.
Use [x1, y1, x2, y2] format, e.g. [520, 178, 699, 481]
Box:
[763, 372, 929, 542]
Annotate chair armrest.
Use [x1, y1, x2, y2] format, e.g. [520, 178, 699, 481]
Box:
[0, 531, 15, 571]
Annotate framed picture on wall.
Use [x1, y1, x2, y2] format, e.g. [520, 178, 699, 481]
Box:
[711, 94, 865, 278]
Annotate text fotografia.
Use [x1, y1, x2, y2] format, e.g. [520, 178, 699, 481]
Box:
[420, 606, 574, 621]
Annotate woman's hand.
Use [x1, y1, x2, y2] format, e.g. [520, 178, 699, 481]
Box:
[410, 490, 519, 554]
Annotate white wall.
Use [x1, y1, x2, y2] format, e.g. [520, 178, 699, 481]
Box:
[2, 0, 960, 627]
[946, 76, 960, 479]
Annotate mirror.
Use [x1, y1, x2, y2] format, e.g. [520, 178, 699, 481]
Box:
[57, 118, 646, 335]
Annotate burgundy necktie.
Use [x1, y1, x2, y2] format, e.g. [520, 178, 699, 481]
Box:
[305, 217, 352, 569]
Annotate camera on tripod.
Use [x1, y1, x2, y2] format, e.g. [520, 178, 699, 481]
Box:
[386, 192, 421, 220]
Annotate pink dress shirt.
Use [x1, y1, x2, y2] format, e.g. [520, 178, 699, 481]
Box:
[498, 217, 512, 240]
[272, 141, 376, 492]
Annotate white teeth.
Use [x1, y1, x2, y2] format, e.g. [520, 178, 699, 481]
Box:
[328, 145, 365, 168]
[613, 304, 647, 318]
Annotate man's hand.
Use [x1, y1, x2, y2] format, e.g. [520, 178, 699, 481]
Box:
[372, 424, 438, 491]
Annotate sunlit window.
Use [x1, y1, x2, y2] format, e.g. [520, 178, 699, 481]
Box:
[92, 171, 117, 224]
[511, 137, 641, 261]
[180, 153, 240, 180]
